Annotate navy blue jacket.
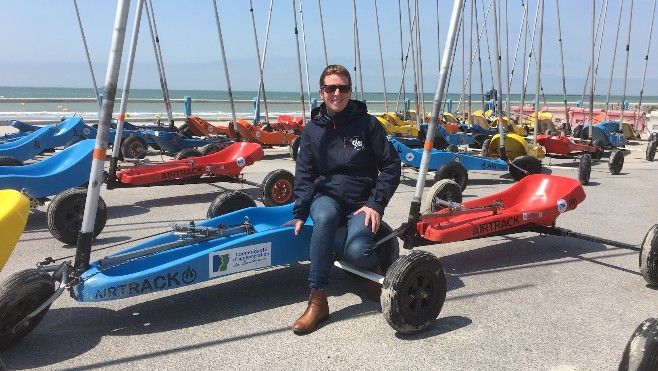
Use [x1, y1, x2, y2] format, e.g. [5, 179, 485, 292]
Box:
[292, 100, 401, 221]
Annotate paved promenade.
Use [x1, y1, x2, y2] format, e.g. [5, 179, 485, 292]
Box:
[1, 129, 657, 370]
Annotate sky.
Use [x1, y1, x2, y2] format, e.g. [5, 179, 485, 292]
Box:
[0, 0, 656, 97]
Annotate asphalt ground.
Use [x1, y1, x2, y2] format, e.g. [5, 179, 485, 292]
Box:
[1, 131, 657, 370]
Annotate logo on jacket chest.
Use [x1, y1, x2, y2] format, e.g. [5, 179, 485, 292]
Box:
[350, 136, 365, 151]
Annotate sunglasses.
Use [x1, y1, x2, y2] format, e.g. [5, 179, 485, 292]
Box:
[321, 84, 351, 93]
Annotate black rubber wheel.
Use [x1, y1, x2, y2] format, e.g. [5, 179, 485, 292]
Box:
[174, 147, 202, 160]
[261, 169, 295, 207]
[469, 133, 487, 149]
[646, 140, 657, 162]
[433, 161, 468, 192]
[206, 191, 257, 219]
[47, 188, 107, 245]
[572, 124, 583, 139]
[619, 317, 658, 371]
[592, 139, 605, 160]
[447, 144, 459, 153]
[608, 149, 624, 175]
[374, 222, 400, 274]
[64, 136, 84, 148]
[289, 136, 301, 161]
[120, 135, 148, 159]
[481, 138, 491, 157]
[578, 154, 592, 185]
[0, 269, 55, 350]
[420, 179, 463, 213]
[639, 224, 658, 287]
[509, 155, 543, 181]
[200, 143, 228, 156]
[433, 135, 449, 151]
[0, 156, 23, 167]
[651, 132, 658, 142]
[381, 250, 447, 334]
[177, 123, 193, 139]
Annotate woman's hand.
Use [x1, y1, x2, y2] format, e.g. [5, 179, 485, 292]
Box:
[283, 219, 304, 236]
[354, 206, 380, 234]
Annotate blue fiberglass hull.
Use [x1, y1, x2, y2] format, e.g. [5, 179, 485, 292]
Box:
[0, 139, 93, 198]
[0, 117, 90, 161]
[71, 203, 334, 303]
[388, 137, 508, 172]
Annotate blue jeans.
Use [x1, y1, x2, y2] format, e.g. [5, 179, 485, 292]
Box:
[308, 195, 378, 290]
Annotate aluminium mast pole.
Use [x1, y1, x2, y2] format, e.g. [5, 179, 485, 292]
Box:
[532, 0, 545, 146]
[415, 0, 426, 119]
[394, 16, 417, 116]
[291, 0, 307, 120]
[635, 0, 656, 131]
[580, 0, 608, 104]
[555, 0, 570, 132]
[75, 0, 132, 272]
[406, 0, 421, 128]
[317, 0, 328, 66]
[588, 0, 596, 140]
[492, 0, 507, 161]
[72, 0, 101, 112]
[374, 0, 389, 114]
[504, 0, 510, 122]
[299, 0, 313, 114]
[603, 0, 625, 122]
[519, 0, 528, 127]
[396, 0, 406, 114]
[507, 0, 528, 125]
[353, 0, 365, 101]
[618, 0, 635, 125]
[467, 0, 474, 127]
[408, 0, 464, 220]
[145, 0, 175, 130]
[249, 0, 272, 124]
[212, 0, 238, 130]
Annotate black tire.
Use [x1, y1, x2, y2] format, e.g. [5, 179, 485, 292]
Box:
[433, 135, 449, 151]
[374, 222, 400, 274]
[0, 269, 55, 350]
[447, 144, 459, 153]
[381, 250, 447, 334]
[64, 136, 84, 148]
[572, 124, 583, 139]
[420, 179, 463, 213]
[578, 154, 592, 185]
[47, 188, 107, 245]
[592, 139, 605, 160]
[646, 140, 657, 162]
[469, 133, 487, 149]
[0, 156, 23, 167]
[200, 143, 228, 156]
[261, 169, 295, 207]
[289, 136, 301, 161]
[608, 149, 624, 175]
[509, 155, 543, 181]
[618, 317, 658, 371]
[651, 132, 658, 142]
[434, 161, 468, 192]
[206, 191, 257, 219]
[639, 224, 658, 287]
[481, 138, 491, 157]
[174, 147, 202, 160]
[178, 123, 193, 139]
[120, 135, 148, 159]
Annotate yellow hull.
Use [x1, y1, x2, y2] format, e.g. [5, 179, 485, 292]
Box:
[376, 116, 419, 137]
[0, 190, 29, 271]
[487, 133, 529, 159]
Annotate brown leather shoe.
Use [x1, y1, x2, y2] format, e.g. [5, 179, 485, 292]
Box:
[292, 289, 329, 333]
[366, 265, 383, 302]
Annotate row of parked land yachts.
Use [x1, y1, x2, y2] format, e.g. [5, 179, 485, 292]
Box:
[1, 111, 658, 369]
